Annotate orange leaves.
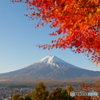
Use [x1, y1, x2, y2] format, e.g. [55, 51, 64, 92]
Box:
[55, 44, 58, 48]
[53, 34, 56, 36]
[96, 62, 99, 66]
[95, 0, 99, 5]
[12, 0, 100, 65]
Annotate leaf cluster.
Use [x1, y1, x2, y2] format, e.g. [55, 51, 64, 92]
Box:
[11, 0, 100, 65]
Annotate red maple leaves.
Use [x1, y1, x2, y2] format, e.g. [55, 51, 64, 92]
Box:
[11, 0, 100, 65]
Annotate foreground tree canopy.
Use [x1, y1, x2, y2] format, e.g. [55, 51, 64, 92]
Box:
[12, 81, 100, 100]
[11, 0, 100, 65]
[31, 81, 49, 100]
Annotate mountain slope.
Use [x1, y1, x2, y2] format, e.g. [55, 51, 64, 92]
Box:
[0, 55, 100, 82]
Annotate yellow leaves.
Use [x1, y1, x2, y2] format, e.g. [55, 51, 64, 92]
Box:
[73, 22, 77, 29]
[55, 9, 58, 12]
[77, 7, 80, 10]
[66, 85, 73, 97]
[61, 22, 66, 27]
[68, 29, 72, 35]
[88, 13, 92, 19]
[97, 7, 100, 13]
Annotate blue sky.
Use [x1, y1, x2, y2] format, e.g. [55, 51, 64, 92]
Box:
[0, 0, 100, 73]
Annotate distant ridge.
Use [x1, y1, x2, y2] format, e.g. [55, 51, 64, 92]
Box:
[0, 55, 100, 82]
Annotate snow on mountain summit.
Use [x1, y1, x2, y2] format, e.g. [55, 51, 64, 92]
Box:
[37, 55, 79, 68]
[39, 55, 64, 63]
[37, 55, 61, 68]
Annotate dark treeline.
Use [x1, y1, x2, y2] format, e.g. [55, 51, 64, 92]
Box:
[0, 80, 94, 88]
[12, 81, 100, 100]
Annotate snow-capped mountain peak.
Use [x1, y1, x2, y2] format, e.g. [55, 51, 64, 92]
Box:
[0, 56, 100, 82]
[37, 55, 63, 68]
[39, 55, 64, 62]
[37, 55, 80, 69]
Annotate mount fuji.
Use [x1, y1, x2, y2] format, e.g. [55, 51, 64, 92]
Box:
[37, 55, 79, 69]
[0, 55, 100, 82]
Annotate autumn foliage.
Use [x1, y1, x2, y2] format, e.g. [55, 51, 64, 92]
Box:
[11, 0, 100, 65]
[12, 81, 100, 100]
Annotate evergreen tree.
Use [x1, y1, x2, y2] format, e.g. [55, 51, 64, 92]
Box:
[31, 81, 49, 100]
[48, 88, 67, 100]
[24, 94, 31, 100]
[19, 97, 24, 100]
[12, 94, 20, 100]
[66, 85, 73, 97]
